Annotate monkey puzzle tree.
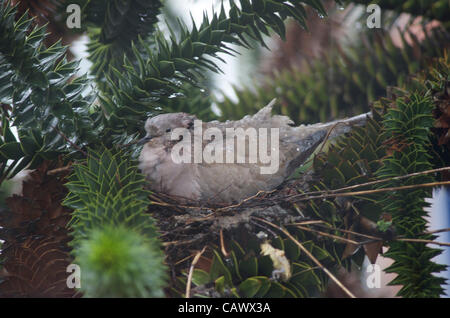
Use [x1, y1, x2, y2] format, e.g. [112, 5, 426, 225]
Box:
[0, 0, 448, 298]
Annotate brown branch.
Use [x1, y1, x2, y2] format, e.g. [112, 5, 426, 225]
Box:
[185, 246, 207, 298]
[295, 224, 360, 245]
[313, 223, 382, 241]
[211, 180, 450, 213]
[46, 165, 73, 175]
[174, 254, 195, 266]
[397, 238, 450, 247]
[316, 121, 341, 154]
[421, 228, 450, 236]
[298, 223, 450, 248]
[321, 166, 450, 195]
[220, 229, 230, 258]
[289, 220, 326, 226]
[215, 189, 277, 213]
[285, 181, 450, 203]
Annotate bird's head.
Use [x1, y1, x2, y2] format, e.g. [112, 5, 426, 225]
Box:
[139, 112, 196, 145]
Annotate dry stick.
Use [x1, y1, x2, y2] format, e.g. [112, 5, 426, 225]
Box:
[294, 166, 450, 198]
[216, 181, 450, 213]
[216, 189, 277, 213]
[296, 122, 341, 169]
[397, 238, 450, 247]
[163, 236, 203, 247]
[316, 122, 341, 154]
[185, 246, 208, 298]
[295, 225, 360, 245]
[290, 220, 325, 226]
[174, 254, 195, 266]
[149, 199, 211, 211]
[286, 181, 450, 203]
[148, 170, 450, 213]
[296, 225, 450, 246]
[47, 165, 73, 175]
[252, 217, 356, 298]
[330, 167, 450, 193]
[145, 176, 450, 222]
[313, 223, 382, 241]
[220, 229, 230, 258]
[300, 223, 450, 247]
[265, 168, 450, 207]
[205, 183, 234, 206]
[421, 228, 450, 236]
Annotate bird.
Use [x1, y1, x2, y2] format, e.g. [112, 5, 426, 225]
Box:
[138, 99, 370, 204]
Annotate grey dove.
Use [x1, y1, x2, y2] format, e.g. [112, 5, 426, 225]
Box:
[138, 99, 370, 204]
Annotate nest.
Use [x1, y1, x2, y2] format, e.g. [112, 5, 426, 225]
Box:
[147, 171, 318, 286]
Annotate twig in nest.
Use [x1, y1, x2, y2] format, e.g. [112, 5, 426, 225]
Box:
[175, 254, 195, 266]
[215, 189, 277, 213]
[300, 222, 450, 247]
[294, 224, 360, 245]
[317, 121, 341, 154]
[252, 216, 356, 298]
[186, 246, 207, 298]
[289, 220, 325, 226]
[420, 228, 450, 236]
[284, 181, 450, 203]
[47, 165, 73, 175]
[290, 167, 450, 200]
[313, 223, 382, 241]
[324, 166, 450, 194]
[249, 219, 279, 238]
[397, 238, 450, 247]
[210, 180, 450, 213]
[220, 229, 230, 258]
[146, 169, 450, 216]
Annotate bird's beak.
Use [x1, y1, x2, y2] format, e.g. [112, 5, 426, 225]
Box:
[137, 136, 153, 146]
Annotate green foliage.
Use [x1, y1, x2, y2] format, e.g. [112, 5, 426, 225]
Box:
[64, 148, 159, 242]
[175, 236, 337, 298]
[63, 148, 167, 297]
[0, 0, 340, 166]
[306, 109, 386, 221]
[376, 95, 447, 297]
[163, 84, 218, 121]
[216, 27, 449, 124]
[0, 2, 97, 179]
[174, 107, 394, 296]
[1, 0, 342, 298]
[1, 0, 449, 298]
[100, 0, 334, 138]
[0, 114, 24, 181]
[76, 224, 166, 297]
[376, 219, 392, 232]
[73, 0, 164, 84]
[300, 64, 449, 297]
[199, 60, 449, 297]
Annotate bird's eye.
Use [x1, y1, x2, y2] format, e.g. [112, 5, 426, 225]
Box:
[166, 128, 171, 133]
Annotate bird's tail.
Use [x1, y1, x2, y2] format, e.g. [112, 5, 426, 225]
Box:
[302, 111, 372, 139]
